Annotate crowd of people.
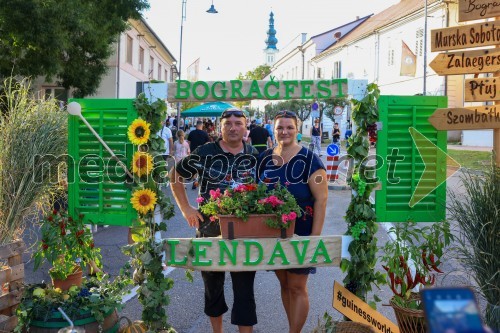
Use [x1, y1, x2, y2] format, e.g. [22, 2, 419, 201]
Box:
[167, 108, 328, 333]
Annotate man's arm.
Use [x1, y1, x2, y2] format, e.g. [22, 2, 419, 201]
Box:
[267, 136, 273, 148]
[168, 138, 174, 155]
[169, 167, 203, 227]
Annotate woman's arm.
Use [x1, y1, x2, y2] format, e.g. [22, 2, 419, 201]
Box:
[308, 168, 328, 235]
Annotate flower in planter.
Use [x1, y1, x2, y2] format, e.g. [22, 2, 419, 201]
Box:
[199, 181, 301, 229]
[132, 151, 153, 177]
[381, 221, 454, 309]
[33, 211, 102, 281]
[130, 188, 157, 215]
[127, 118, 151, 145]
[15, 275, 131, 332]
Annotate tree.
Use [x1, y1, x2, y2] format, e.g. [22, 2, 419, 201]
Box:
[233, 64, 272, 110]
[0, 0, 149, 97]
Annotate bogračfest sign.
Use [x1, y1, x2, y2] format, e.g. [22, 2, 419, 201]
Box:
[166, 78, 348, 102]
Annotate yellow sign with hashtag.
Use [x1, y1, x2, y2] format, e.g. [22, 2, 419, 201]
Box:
[333, 281, 400, 333]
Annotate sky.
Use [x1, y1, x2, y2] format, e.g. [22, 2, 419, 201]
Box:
[143, 0, 400, 81]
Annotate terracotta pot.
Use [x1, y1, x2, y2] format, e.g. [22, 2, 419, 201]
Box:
[390, 294, 426, 333]
[219, 214, 295, 239]
[51, 266, 83, 291]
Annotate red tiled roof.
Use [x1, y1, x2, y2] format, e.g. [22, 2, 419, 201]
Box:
[314, 0, 440, 60]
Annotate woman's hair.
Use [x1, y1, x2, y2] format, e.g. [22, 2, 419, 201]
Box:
[176, 129, 185, 143]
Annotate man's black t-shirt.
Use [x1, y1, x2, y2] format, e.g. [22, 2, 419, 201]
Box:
[187, 129, 210, 152]
[248, 126, 269, 145]
[175, 139, 259, 236]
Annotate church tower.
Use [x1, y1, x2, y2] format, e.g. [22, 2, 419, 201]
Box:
[264, 12, 278, 66]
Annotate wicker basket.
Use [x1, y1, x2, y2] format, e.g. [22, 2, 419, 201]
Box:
[390, 293, 426, 333]
[333, 321, 376, 333]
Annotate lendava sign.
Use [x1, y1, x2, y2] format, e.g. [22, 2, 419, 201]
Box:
[167, 78, 348, 102]
[163, 236, 343, 271]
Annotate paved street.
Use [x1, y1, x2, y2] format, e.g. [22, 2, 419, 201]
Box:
[22, 147, 473, 333]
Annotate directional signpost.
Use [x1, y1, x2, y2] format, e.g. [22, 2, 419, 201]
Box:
[326, 144, 340, 156]
[430, 3, 500, 165]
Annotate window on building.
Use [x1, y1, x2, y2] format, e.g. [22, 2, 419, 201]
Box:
[388, 49, 394, 66]
[165, 69, 168, 82]
[415, 28, 424, 57]
[158, 64, 162, 80]
[149, 56, 154, 78]
[44, 87, 68, 106]
[333, 61, 342, 78]
[139, 47, 144, 72]
[126, 35, 133, 64]
[317, 67, 322, 79]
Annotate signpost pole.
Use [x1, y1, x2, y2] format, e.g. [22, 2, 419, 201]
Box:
[496, 16, 500, 166]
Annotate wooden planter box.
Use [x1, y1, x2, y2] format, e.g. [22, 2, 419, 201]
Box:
[0, 239, 26, 332]
[219, 214, 295, 239]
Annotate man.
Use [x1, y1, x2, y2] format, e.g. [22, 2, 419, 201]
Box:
[264, 119, 274, 144]
[170, 108, 259, 333]
[158, 119, 174, 162]
[247, 118, 272, 154]
[187, 120, 210, 189]
[332, 122, 341, 144]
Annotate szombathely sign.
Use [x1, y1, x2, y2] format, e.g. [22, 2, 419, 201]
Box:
[162, 236, 343, 271]
[167, 79, 348, 102]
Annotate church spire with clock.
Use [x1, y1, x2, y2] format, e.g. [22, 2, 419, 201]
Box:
[264, 11, 278, 66]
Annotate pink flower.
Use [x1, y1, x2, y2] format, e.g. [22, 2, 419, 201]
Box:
[288, 212, 297, 220]
[196, 197, 204, 203]
[285, 181, 291, 187]
[266, 195, 284, 207]
[224, 189, 232, 197]
[281, 214, 289, 223]
[209, 216, 217, 222]
[209, 188, 222, 199]
[234, 184, 248, 192]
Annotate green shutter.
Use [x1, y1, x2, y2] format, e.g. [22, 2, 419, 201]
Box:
[375, 96, 448, 222]
[68, 99, 137, 226]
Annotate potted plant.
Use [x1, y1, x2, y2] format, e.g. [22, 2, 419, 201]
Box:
[33, 210, 103, 290]
[381, 221, 454, 333]
[448, 163, 499, 331]
[15, 274, 131, 332]
[198, 181, 302, 239]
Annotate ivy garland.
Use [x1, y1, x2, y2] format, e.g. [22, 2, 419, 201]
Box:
[341, 83, 385, 306]
[122, 92, 175, 332]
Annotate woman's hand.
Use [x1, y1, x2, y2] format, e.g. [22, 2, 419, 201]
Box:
[182, 205, 204, 228]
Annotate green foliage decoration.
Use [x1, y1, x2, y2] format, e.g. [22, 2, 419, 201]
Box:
[341, 83, 385, 303]
[123, 93, 176, 331]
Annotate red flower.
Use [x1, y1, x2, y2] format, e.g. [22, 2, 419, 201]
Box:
[53, 209, 58, 215]
[76, 230, 85, 238]
[61, 228, 66, 236]
[245, 184, 258, 191]
[263, 178, 271, 183]
[47, 216, 53, 222]
[225, 174, 232, 181]
[305, 206, 314, 215]
[90, 241, 95, 249]
[42, 244, 48, 250]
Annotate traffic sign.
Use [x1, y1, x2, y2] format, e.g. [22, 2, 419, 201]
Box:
[333, 106, 343, 116]
[431, 20, 500, 52]
[459, 0, 500, 22]
[429, 48, 500, 75]
[464, 77, 500, 102]
[327, 144, 340, 156]
[429, 106, 500, 130]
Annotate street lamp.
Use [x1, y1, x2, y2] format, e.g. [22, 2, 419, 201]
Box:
[176, 0, 218, 128]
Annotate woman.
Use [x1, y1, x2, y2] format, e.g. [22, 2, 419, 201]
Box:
[173, 129, 190, 162]
[257, 110, 328, 333]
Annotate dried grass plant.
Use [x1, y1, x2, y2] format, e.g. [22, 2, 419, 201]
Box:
[0, 77, 67, 245]
[448, 162, 500, 331]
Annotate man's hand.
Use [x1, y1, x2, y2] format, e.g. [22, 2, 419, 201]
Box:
[182, 205, 204, 228]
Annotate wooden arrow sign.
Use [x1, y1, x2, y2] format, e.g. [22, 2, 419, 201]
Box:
[459, 0, 500, 22]
[431, 20, 500, 52]
[430, 48, 500, 75]
[464, 77, 500, 102]
[429, 105, 500, 130]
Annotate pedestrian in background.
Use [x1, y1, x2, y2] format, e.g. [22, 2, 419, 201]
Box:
[311, 119, 322, 156]
[173, 130, 190, 163]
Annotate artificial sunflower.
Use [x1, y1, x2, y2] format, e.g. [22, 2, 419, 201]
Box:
[132, 151, 153, 177]
[131, 189, 157, 215]
[128, 119, 151, 145]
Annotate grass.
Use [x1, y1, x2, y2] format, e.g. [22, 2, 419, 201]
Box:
[447, 149, 493, 172]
